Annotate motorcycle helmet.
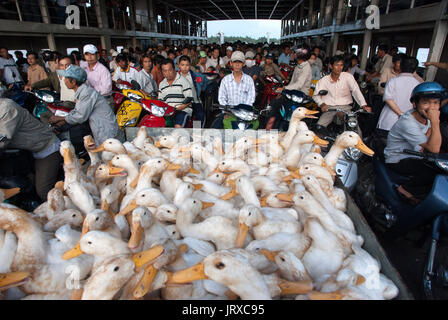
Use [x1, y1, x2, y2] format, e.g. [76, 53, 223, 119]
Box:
[410, 82, 445, 103]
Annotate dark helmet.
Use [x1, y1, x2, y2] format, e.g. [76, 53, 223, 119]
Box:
[410, 82, 445, 103]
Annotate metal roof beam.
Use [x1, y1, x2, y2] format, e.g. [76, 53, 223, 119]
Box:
[269, 0, 281, 19]
[232, 0, 244, 19]
[255, 0, 257, 19]
[157, 0, 205, 21]
[208, 0, 232, 19]
[281, 0, 305, 20]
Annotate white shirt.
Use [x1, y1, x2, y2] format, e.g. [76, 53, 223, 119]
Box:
[218, 73, 255, 107]
[206, 57, 219, 69]
[219, 56, 231, 68]
[0, 57, 23, 84]
[377, 73, 420, 131]
[136, 69, 157, 95]
[59, 76, 75, 102]
[112, 66, 140, 83]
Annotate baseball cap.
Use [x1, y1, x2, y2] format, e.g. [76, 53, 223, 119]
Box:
[231, 51, 245, 63]
[226, 46, 233, 52]
[56, 65, 87, 83]
[245, 51, 255, 59]
[83, 44, 98, 55]
[112, 51, 118, 57]
[265, 53, 274, 59]
[199, 51, 207, 58]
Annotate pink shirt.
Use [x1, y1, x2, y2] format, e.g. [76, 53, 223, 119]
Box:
[80, 60, 112, 96]
[313, 72, 367, 107]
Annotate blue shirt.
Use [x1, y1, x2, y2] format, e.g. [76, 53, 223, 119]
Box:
[218, 73, 255, 106]
[278, 53, 290, 65]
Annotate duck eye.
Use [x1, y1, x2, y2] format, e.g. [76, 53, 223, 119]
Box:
[72, 214, 76, 217]
[142, 194, 145, 197]
[109, 142, 112, 144]
[281, 257, 285, 262]
[349, 135, 353, 138]
[144, 212, 146, 215]
[172, 231, 176, 234]
[307, 177, 310, 180]
[193, 200, 196, 204]
[300, 196, 304, 200]
[114, 266, 119, 272]
[95, 217, 99, 221]
[88, 241, 92, 244]
[99, 167, 103, 170]
[167, 210, 171, 213]
[216, 174, 219, 177]
[215, 262, 225, 269]
[158, 160, 161, 163]
[117, 157, 120, 160]
[248, 212, 251, 216]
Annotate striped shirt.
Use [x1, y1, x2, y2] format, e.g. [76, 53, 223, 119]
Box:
[218, 72, 256, 106]
[158, 73, 193, 115]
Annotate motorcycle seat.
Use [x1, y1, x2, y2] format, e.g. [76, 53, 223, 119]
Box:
[373, 156, 412, 186]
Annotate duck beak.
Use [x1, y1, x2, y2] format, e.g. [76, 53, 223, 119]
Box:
[90, 143, 105, 153]
[259, 196, 268, 207]
[62, 242, 83, 260]
[133, 264, 158, 299]
[207, 168, 222, 177]
[167, 261, 207, 284]
[81, 220, 90, 235]
[63, 148, 74, 165]
[221, 187, 237, 200]
[255, 138, 265, 145]
[131, 245, 164, 269]
[178, 146, 191, 153]
[70, 288, 84, 300]
[313, 136, 329, 147]
[305, 109, 319, 119]
[193, 183, 203, 191]
[356, 275, 366, 285]
[128, 221, 144, 250]
[167, 162, 182, 170]
[282, 175, 294, 182]
[154, 141, 162, 148]
[54, 181, 65, 191]
[118, 199, 138, 216]
[188, 167, 200, 175]
[235, 223, 249, 248]
[109, 166, 127, 177]
[259, 249, 279, 262]
[355, 138, 374, 156]
[276, 193, 295, 203]
[1, 187, 20, 200]
[200, 201, 214, 210]
[321, 160, 336, 176]
[0, 271, 29, 291]
[278, 279, 314, 295]
[78, 158, 85, 166]
[84, 136, 96, 150]
[307, 290, 344, 300]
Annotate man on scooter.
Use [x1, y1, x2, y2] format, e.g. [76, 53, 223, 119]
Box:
[265, 47, 313, 130]
[48, 65, 123, 145]
[384, 82, 445, 204]
[313, 55, 371, 130]
[213, 51, 256, 129]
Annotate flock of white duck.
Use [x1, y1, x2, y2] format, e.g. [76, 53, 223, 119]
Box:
[0, 107, 400, 300]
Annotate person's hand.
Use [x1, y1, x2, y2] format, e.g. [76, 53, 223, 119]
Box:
[24, 85, 32, 92]
[362, 105, 372, 113]
[275, 87, 284, 94]
[424, 62, 433, 67]
[427, 108, 440, 124]
[49, 115, 65, 124]
[321, 104, 329, 112]
[116, 79, 123, 84]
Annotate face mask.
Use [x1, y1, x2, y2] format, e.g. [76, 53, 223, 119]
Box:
[245, 59, 255, 68]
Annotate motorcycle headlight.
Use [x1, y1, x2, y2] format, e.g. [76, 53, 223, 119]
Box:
[292, 95, 303, 104]
[348, 118, 358, 128]
[41, 94, 55, 103]
[344, 147, 361, 161]
[151, 105, 166, 117]
[124, 118, 137, 126]
[116, 83, 131, 90]
[231, 109, 256, 121]
[285, 94, 292, 100]
[126, 92, 142, 102]
[436, 160, 448, 172]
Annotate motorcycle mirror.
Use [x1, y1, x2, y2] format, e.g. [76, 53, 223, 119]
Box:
[380, 83, 386, 88]
[131, 80, 141, 90]
[318, 90, 328, 96]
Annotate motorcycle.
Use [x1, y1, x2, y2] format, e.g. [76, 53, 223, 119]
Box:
[260, 75, 285, 109]
[115, 81, 176, 129]
[362, 147, 448, 299]
[113, 81, 133, 112]
[280, 64, 294, 81]
[211, 104, 259, 130]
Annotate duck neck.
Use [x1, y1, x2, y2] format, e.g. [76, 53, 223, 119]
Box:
[281, 121, 299, 148]
[0, 207, 47, 268]
[324, 143, 346, 170]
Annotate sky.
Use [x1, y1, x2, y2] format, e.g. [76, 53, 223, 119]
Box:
[207, 19, 281, 39]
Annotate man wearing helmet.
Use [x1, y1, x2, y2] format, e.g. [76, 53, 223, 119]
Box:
[384, 81, 445, 204]
[265, 48, 312, 130]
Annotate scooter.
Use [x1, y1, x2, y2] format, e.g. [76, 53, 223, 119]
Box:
[367, 149, 448, 299]
[260, 75, 285, 109]
[211, 104, 259, 130]
[115, 81, 176, 129]
[280, 64, 294, 81]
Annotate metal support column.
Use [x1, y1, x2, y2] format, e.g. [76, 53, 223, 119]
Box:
[425, 20, 448, 81]
[308, 0, 313, 30]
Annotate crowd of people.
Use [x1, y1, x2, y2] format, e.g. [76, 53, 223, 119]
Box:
[0, 40, 447, 204]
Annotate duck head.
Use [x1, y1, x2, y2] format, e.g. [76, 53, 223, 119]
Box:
[335, 132, 374, 156]
[235, 205, 263, 248]
[128, 207, 154, 250]
[91, 138, 127, 154]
